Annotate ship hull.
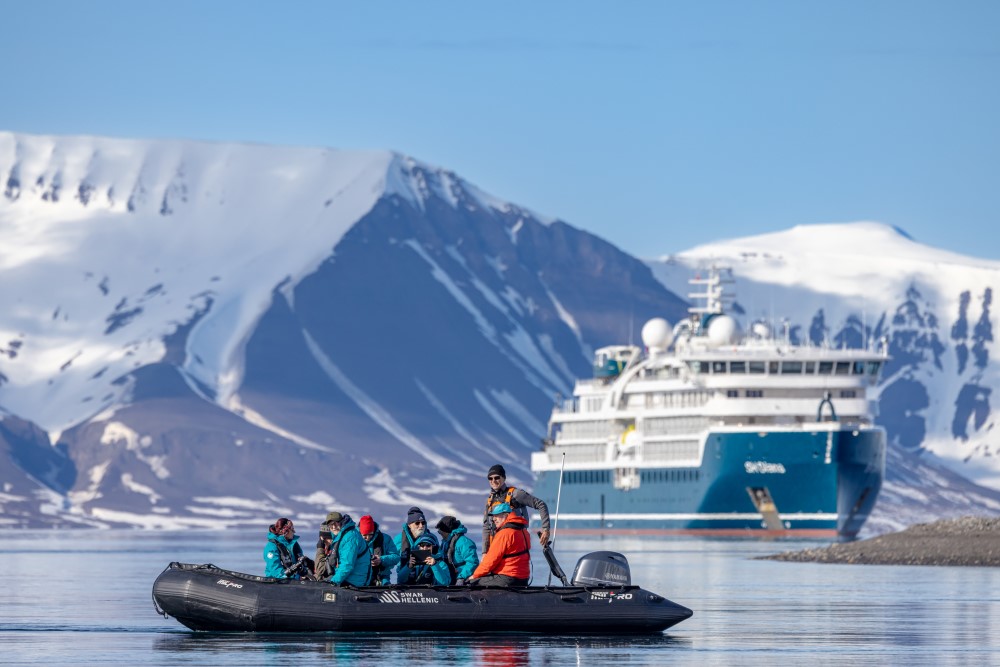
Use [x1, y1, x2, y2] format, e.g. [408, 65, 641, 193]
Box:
[532, 426, 885, 540]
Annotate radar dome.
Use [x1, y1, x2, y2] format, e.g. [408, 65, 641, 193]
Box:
[641, 318, 673, 351]
[707, 315, 740, 346]
[751, 321, 771, 339]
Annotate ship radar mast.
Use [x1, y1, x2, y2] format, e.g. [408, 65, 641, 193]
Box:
[688, 265, 735, 317]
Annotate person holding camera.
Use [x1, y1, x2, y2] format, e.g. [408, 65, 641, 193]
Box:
[264, 517, 312, 579]
[394, 506, 449, 585]
[325, 512, 371, 587]
[358, 514, 400, 586]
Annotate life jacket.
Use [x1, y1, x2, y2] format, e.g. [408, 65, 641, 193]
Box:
[484, 486, 529, 538]
[485, 486, 519, 515]
[366, 531, 389, 585]
[268, 537, 304, 571]
[441, 532, 460, 583]
[472, 516, 531, 580]
[495, 521, 531, 561]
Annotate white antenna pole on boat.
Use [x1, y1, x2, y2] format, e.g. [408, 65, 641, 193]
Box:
[547, 453, 567, 587]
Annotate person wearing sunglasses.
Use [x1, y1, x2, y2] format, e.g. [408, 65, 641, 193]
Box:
[394, 506, 448, 585]
[482, 464, 550, 553]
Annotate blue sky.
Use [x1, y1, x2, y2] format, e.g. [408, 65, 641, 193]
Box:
[2, 2, 998, 259]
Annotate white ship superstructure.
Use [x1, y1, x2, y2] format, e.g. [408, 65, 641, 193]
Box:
[531, 267, 887, 537]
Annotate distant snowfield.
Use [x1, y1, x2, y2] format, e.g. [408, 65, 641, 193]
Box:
[648, 221, 1000, 491]
[3, 131, 999, 530]
[0, 132, 542, 444]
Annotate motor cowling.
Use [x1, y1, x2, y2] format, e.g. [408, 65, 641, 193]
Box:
[571, 551, 631, 587]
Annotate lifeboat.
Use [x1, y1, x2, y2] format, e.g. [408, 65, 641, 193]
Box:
[152, 551, 692, 634]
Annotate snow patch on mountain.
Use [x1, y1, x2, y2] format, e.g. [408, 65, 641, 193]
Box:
[649, 221, 1000, 492]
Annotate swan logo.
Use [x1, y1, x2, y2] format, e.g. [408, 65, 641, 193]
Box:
[378, 591, 439, 604]
[216, 579, 243, 589]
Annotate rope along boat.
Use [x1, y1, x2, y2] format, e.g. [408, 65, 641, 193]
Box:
[152, 551, 692, 634]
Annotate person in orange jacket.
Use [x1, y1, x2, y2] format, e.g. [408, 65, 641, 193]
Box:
[467, 503, 531, 587]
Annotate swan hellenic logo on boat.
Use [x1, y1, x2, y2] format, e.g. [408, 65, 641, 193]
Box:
[378, 591, 440, 604]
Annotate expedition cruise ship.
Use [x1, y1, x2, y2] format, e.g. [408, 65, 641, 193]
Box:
[531, 268, 887, 539]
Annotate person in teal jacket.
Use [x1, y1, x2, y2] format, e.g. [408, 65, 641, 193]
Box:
[264, 517, 308, 579]
[395, 506, 449, 585]
[327, 513, 371, 586]
[359, 515, 401, 585]
[435, 515, 480, 584]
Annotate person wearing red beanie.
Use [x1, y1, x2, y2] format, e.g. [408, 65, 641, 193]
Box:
[358, 515, 399, 585]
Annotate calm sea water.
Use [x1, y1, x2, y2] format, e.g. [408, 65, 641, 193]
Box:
[1, 530, 997, 666]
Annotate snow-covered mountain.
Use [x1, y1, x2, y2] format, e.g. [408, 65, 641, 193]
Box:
[0, 131, 687, 529]
[649, 224, 1000, 533]
[2, 131, 997, 535]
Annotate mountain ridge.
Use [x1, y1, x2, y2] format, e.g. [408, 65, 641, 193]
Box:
[2, 130, 998, 533]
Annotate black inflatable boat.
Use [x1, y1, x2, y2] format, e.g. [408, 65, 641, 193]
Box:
[152, 551, 692, 634]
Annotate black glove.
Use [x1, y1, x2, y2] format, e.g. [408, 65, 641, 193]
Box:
[455, 578, 466, 586]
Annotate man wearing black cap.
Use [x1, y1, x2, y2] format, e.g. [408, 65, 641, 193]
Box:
[435, 515, 479, 585]
[483, 464, 550, 552]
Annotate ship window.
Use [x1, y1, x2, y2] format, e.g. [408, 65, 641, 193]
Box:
[781, 361, 803, 374]
[687, 360, 704, 373]
[852, 361, 866, 375]
[805, 361, 816, 373]
[748, 361, 766, 374]
[818, 361, 834, 375]
[867, 361, 881, 375]
[730, 361, 746, 373]
[746, 390, 763, 398]
[768, 361, 779, 374]
[726, 390, 738, 398]
[835, 362, 850, 375]
[712, 361, 727, 374]
[840, 390, 857, 398]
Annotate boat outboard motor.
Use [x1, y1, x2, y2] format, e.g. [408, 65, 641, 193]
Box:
[571, 551, 631, 587]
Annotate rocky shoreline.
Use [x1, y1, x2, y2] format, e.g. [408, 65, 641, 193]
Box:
[758, 516, 1000, 566]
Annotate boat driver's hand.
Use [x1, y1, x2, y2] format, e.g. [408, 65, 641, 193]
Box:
[539, 529, 550, 546]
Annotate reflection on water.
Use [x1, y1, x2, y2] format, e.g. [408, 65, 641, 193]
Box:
[153, 633, 690, 666]
[1, 531, 998, 665]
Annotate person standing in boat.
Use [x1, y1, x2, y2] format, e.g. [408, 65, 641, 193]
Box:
[264, 517, 312, 579]
[482, 464, 550, 552]
[435, 515, 479, 585]
[358, 514, 400, 586]
[325, 512, 371, 587]
[468, 503, 531, 587]
[395, 506, 449, 585]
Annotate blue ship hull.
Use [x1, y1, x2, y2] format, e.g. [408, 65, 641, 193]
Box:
[533, 427, 884, 539]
